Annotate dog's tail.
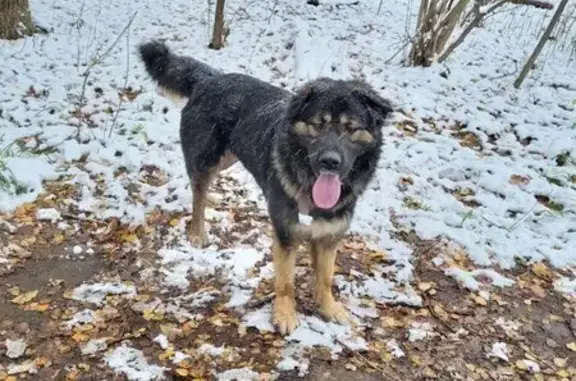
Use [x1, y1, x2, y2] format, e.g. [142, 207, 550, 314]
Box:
[138, 40, 220, 100]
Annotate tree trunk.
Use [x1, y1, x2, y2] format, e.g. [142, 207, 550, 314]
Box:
[513, 0, 568, 88]
[0, 0, 34, 40]
[208, 0, 226, 50]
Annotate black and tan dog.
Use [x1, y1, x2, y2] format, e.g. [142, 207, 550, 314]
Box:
[138, 40, 393, 335]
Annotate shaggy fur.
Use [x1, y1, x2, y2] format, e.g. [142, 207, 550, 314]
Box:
[138, 40, 393, 335]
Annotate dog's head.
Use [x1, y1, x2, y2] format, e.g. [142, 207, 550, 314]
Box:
[285, 78, 393, 210]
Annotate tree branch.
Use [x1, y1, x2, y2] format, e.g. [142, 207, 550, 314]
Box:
[508, 0, 553, 9]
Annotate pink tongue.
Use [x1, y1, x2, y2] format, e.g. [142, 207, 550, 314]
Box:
[312, 174, 342, 209]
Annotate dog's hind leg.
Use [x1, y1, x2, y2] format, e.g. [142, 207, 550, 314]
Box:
[310, 238, 351, 325]
[188, 151, 237, 247]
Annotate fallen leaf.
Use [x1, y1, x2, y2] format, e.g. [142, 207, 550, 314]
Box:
[472, 295, 487, 306]
[556, 369, 569, 378]
[24, 303, 49, 312]
[175, 368, 189, 376]
[530, 284, 547, 298]
[509, 174, 530, 185]
[8, 287, 20, 296]
[567, 342, 576, 351]
[418, 282, 434, 292]
[553, 358, 567, 368]
[531, 263, 552, 280]
[72, 332, 90, 342]
[11, 290, 38, 305]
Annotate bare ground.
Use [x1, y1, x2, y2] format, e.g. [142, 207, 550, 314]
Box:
[0, 175, 575, 381]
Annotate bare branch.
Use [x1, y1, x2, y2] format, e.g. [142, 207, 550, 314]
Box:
[508, 0, 553, 9]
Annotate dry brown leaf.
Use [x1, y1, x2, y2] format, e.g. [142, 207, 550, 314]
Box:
[8, 286, 20, 296]
[509, 174, 530, 185]
[472, 295, 487, 306]
[418, 282, 435, 292]
[72, 332, 89, 342]
[531, 263, 552, 280]
[175, 368, 189, 377]
[530, 284, 547, 298]
[11, 290, 38, 305]
[553, 358, 567, 367]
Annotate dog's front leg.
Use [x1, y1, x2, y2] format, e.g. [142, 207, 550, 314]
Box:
[310, 238, 351, 325]
[271, 235, 299, 335]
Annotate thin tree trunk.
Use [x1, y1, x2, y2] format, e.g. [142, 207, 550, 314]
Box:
[208, 0, 226, 50]
[514, 0, 568, 88]
[0, 0, 34, 40]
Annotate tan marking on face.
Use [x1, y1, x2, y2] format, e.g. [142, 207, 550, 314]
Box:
[310, 114, 322, 125]
[349, 130, 374, 144]
[322, 113, 332, 123]
[293, 121, 308, 135]
[339, 114, 350, 125]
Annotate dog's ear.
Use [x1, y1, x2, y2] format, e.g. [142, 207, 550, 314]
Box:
[286, 84, 316, 121]
[352, 82, 394, 125]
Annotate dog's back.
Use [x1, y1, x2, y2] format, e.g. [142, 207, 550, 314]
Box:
[138, 40, 289, 183]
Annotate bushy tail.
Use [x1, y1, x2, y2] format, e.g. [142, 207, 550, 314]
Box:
[138, 40, 220, 98]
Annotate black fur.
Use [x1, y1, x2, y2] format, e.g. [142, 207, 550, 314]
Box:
[138, 40, 393, 247]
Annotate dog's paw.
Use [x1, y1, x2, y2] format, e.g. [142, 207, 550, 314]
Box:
[273, 297, 299, 335]
[188, 232, 209, 248]
[319, 301, 352, 326]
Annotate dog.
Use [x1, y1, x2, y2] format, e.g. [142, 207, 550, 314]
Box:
[138, 40, 393, 335]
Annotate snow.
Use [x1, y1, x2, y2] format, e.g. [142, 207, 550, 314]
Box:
[216, 368, 260, 381]
[1, 0, 576, 378]
[153, 335, 169, 350]
[5, 339, 27, 359]
[487, 342, 509, 362]
[81, 338, 109, 356]
[36, 208, 61, 222]
[69, 282, 137, 306]
[106, 345, 166, 381]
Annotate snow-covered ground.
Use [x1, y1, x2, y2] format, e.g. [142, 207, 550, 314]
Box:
[1, 0, 575, 378]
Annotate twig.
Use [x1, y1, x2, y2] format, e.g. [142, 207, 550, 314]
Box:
[245, 292, 275, 309]
[509, 0, 553, 9]
[76, 12, 137, 141]
[438, 0, 554, 63]
[106, 15, 133, 140]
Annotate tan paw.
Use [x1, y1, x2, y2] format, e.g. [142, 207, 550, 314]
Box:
[319, 301, 352, 326]
[188, 232, 209, 248]
[273, 296, 299, 335]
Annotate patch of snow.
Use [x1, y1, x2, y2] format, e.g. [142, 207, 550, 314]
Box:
[69, 283, 137, 306]
[5, 339, 27, 359]
[36, 208, 61, 222]
[153, 335, 169, 350]
[487, 342, 509, 362]
[554, 276, 576, 296]
[444, 268, 515, 291]
[407, 322, 435, 342]
[216, 368, 260, 381]
[65, 309, 96, 328]
[81, 339, 109, 356]
[198, 343, 226, 357]
[106, 345, 166, 381]
[7, 360, 37, 375]
[386, 339, 405, 358]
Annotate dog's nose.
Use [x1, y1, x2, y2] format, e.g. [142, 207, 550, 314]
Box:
[318, 150, 343, 171]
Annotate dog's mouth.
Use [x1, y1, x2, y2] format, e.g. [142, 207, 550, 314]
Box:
[312, 173, 342, 210]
